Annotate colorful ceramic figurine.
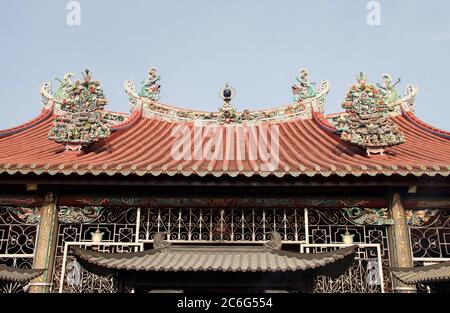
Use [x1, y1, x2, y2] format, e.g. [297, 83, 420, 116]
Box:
[292, 68, 317, 102]
[139, 67, 161, 101]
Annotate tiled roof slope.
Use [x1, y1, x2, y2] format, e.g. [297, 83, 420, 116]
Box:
[71, 245, 357, 273]
[0, 105, 449, 178]
[391, 261, 450, 285]
[0, 264, 44, 283]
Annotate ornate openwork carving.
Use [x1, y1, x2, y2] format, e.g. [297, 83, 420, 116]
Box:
[0, 207, 39, 256]
[48, 70, 111, 151]
[55, 256, 118, 293]
[339, 73, 405, 155]
[408, 209, 450, 258]
[139, 208, 306, 243]
[52, 207, 138, 292]
[313, 248, 384, 293]
[0, 207, 38, 293]
[308, 208, 392, 292]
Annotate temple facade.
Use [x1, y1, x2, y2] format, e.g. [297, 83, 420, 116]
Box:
[0, 69, 449, 293]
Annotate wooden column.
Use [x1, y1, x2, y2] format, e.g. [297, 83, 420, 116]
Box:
[29, 192, 58, 293]
[389, 193, 415, 293]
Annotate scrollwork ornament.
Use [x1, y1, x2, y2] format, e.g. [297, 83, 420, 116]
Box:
[343, 207, 393, 225]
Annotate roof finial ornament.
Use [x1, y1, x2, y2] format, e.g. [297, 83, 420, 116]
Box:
[340, 73, 405, 156]
[264, 231, 282, 250]
[139, 67, 161, 101]
[292, 68, 317, 102]
[48, 69, 111, 151]
[218, 83, 238, 124]
[219, 82, 235, 104]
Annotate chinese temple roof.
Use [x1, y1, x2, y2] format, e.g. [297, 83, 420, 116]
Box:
[0, 71, 449, 179]
[391, 261, 450, 285]
[71, 244, 356, 274]
[0, 264, 44, 283]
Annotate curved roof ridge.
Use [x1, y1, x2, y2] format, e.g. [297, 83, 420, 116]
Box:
[311, 108, 337, 133]
[0, 264, 45, 283]
[110, 107, 143, 131]
[125, 79, 330, 124]
[0, 106, 54, 138]
[401, 106, 450, 139]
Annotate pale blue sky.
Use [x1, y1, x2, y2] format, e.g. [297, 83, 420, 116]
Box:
[0, 0, 449, 129]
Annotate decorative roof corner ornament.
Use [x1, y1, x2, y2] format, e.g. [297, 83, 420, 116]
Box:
[40, 81, 54, 110]
[264, 231, 282, 250]
[291, 68, 329, 113]
[139, 67, 161, 101]
[403, 84, 418, 113]
[153, 232, 171, 249]
[340, 73, 405, 156]
[218, 83, 239, 124]
[376, 73, 401, 107]
[124, 79, 139, 109]
[292, 68, 317, 102]
[48, 69, 111, 151]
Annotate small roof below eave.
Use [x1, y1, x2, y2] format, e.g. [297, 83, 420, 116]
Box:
[71, 245, 356, 274]
[0, 265, 44, 283]
[391, 261, 450, 285]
